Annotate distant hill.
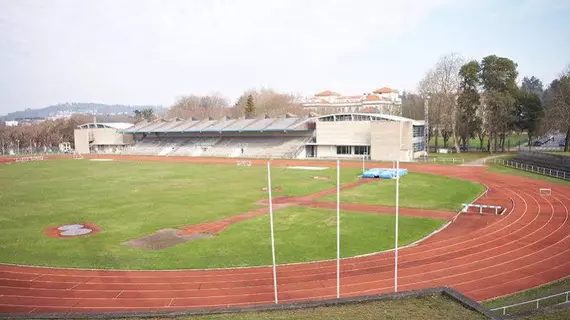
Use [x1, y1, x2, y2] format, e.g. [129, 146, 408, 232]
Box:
[2, 103, 167, 120]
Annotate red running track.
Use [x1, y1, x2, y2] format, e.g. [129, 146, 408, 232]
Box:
[1, 155, 570, 315]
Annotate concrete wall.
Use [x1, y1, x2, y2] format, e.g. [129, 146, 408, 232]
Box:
[369, 121, 414, 162]
[73, 129, 90, 154]
[316, 122, 370, 145]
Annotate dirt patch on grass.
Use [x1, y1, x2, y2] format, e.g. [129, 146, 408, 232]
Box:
[313, 176, 331, 180]
[121, 228, 213, 250]
[45, 223, 103, 238]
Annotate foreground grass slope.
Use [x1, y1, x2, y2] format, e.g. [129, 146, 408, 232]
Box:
[323, 172, 485, 211]
[120, 294, 487, 320]
[0, 160, 445, 269]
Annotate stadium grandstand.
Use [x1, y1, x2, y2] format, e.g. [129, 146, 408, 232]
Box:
[73, 113, 426, 162]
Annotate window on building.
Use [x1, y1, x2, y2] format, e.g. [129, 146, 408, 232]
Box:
[336, 114, 352, 121]
[413, 142, 425, 152]
[413, 125, 425, 138]
[354, 146, 370, 155]
[336, 146, 351, 155]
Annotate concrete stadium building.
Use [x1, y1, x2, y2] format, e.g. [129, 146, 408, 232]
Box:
[74, 113, 426, 162]
[74, 122, 134, 154]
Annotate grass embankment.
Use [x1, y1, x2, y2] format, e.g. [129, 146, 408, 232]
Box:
[119, 294, 487, 320]
[486, 165, 570, 186]
[0, 160, 445, 269]
[322, 172, 485, 212]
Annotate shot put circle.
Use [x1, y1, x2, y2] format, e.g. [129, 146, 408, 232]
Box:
[45, 223, 103, 238]
[57, 224, 85, 231]
[60, 227, 93, 236]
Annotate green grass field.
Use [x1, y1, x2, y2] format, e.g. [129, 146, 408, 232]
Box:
[429, 133, 527, 149]
[322, 172, 485, 211]
[0, 160, 462, 269]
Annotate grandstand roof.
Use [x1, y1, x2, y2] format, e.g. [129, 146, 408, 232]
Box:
[120, 113, 424, 134]
[121, 116, 312, 134]
[77, 122, 133, 130]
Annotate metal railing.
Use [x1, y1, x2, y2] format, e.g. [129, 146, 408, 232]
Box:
[492, 159, 570, 181]
[491, 290, 570, 315]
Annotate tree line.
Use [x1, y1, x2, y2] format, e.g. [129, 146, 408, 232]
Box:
[2, 56, 568, 154]
[0, 115, 92, 154]
[164, 88, 305, 121]
[419, 53, 569, 152]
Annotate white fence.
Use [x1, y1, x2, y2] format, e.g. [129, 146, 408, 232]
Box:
[491, 290, 570, 315]
[493, 159, 569, 181]
[416, 157, 466, 164]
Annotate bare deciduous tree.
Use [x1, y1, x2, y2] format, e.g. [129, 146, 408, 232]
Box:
[168, 93, 230, 119]
[418, 53, 464, 152]
[232, 88, 304, 118]
[544, 66, 570, 151]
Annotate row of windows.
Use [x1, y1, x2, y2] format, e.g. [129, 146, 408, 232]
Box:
[336, 145, 371, 155]
[413, 125, 425, 138]
[319, 115, 387, 122]
[79, 124, 110, 129]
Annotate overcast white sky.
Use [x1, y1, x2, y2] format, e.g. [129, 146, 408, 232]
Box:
[1, 0, 569, 114]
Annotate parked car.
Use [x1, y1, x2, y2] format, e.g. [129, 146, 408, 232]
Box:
[560, 139, 567, 147]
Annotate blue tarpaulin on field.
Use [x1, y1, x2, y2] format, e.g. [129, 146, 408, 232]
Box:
[361, 168, 408, 179]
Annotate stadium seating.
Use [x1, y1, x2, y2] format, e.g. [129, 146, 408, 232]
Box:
[120, 135, 309, 159]
[512, 151, 570, 175]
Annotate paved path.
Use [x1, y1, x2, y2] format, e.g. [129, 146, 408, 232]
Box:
[461, 154, 509, 166]
[1, 155, 569, 316]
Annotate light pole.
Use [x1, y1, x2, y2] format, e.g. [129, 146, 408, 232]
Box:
[16, 139, 20, 155]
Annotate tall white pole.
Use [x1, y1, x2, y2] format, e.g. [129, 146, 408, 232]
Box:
[267, 161, 278, 304]
[395, 158, 399, 292]
[394, 122, 402, 292]
[336, 159, 341, 299]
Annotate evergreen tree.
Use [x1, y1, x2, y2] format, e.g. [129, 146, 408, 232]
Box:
[244, 94, 255, 119]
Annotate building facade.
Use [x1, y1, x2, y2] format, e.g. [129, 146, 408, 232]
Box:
[301, 87, 402, 116]
[74, 122, 134, 154]
[75, 113, 425, 162]
[304, 113, 425, 162]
